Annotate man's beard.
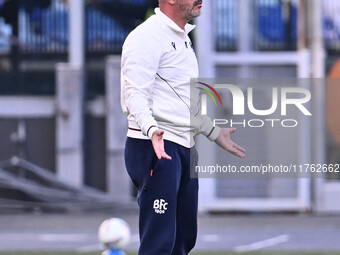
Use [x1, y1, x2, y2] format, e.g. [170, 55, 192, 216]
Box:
[189, 0, 202, 19]
[178, 1, 202, 22]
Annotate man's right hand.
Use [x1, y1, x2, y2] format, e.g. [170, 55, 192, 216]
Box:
[151, 130, 172, 160]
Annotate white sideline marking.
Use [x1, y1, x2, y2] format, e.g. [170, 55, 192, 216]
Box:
[76, 234, 139, 253]
[38, 233, 90, 242]
[76, 243, 103, 253]
[233, 234, 289, 253]
[201, 234, 221, 242]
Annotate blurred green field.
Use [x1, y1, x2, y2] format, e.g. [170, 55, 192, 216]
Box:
[1, 252, 340, 255]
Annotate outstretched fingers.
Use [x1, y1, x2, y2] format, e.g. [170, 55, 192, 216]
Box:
[229, 147, 245, 158]
[152, 129, 172, 160]
[160, 150, 172, 160]
[226, 142, 245, 158]
[233, 143, 246, 153]
[215, 128, 246, 158]
[154, 143, 172, 160]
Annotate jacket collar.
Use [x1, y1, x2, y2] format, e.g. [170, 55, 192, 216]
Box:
[155, 8, 196, 34]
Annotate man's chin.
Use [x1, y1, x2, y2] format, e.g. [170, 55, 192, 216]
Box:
[186, 10, 201, 22]
[192, 10, 202, 18]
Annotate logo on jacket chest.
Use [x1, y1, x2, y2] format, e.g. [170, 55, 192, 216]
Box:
[171, 42, 176, 50]
[170, 41, 195, 53]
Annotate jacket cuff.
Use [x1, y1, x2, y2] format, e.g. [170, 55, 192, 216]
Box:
[147, 125, 159, 139]
[200, 116, 220, 141]
[206, 126, 220, 141]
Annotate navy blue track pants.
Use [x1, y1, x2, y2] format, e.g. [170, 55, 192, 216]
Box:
[124, 137, 199, 255]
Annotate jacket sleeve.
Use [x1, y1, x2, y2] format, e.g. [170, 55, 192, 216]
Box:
[191, 87, 221, 141]
[198, 115, 221, 141]
[121, 31, 162, 138]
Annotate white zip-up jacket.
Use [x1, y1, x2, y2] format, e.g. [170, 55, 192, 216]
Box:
[121, 8, 220, 148]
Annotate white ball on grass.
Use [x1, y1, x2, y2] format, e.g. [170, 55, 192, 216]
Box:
[98, 218, 131, 250]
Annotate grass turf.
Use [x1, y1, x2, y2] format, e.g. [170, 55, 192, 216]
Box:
[1, 252, 340, 255]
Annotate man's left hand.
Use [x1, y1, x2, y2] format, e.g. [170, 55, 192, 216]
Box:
[214, 128, 246, 158]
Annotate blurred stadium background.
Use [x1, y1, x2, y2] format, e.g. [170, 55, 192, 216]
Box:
[1, 0, 340, 212]
[1, 0, 340, 253]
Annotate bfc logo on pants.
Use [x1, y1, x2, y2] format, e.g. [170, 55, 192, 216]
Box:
[153, 199, 168, 214]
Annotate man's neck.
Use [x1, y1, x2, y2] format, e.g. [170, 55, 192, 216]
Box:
[159, 7, 187, 30]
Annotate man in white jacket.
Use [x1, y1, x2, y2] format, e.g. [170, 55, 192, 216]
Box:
[121, 0, 246, 254]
